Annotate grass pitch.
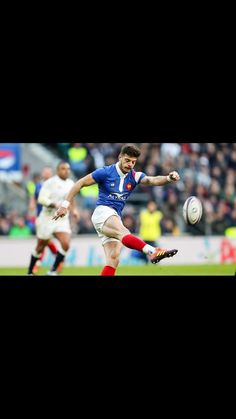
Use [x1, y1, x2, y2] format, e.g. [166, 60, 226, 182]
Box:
[0, 264, 235, 276]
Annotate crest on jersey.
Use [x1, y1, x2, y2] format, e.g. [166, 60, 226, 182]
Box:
[126, 183, 132, 191]
[111, 183, 115, 187]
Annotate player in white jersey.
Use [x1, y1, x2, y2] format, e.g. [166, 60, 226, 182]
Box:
[27, 161, 80, 275]
[53, 145, 180, 277]
[28, 166, 63, 274]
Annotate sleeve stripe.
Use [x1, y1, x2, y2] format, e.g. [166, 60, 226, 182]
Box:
[135, 172, 144, 183]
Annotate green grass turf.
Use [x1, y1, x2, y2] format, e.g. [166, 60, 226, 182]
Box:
[0, 264, 235, 276]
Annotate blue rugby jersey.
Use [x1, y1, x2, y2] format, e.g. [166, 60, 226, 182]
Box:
[92, 163, 146, 217]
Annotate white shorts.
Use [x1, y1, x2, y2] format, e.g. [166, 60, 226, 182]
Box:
[91, 205, 120, 246]
[36, 212, 72, 241]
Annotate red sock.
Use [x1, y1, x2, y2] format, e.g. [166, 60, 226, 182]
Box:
[48, 241, 58, 255]
[101, 266, 116, 276]
[122, 234, 146, 251]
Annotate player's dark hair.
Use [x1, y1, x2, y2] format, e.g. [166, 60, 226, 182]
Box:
[120, 144, 141, 158]
[57, 161, 69, 169]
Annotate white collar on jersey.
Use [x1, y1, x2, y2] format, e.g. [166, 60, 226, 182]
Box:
[115, 162, 129, 179]
[55, 175, 67, 182]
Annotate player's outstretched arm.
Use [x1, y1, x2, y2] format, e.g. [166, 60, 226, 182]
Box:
[52, 174, 96, 220]
[140, 171, 180, 187]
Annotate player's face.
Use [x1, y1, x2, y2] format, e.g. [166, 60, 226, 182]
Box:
[148, 201, 157, 213]
[119, 154, 138, 174]
[57, 164, 71, 180]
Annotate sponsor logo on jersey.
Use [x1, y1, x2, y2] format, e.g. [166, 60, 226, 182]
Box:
[108, 192, 129, 201]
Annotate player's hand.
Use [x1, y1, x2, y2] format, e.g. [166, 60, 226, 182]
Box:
[52, 207, 68, 220]
[168, 171, 180, 182]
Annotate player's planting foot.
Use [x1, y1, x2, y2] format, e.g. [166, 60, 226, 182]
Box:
[33, 260, 41, 274]
[46, 271, 58, 276]
[149, 248, 178, 264]
[57, 262, 64, 273]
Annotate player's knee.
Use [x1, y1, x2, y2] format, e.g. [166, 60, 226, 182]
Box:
[61, 243, 70, 252]
[119, 228, 130, 240]
[115, 226, 130, 241]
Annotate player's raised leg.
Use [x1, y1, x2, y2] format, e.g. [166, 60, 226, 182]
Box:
[102, 215, 178, 265]
[148, 248, 178, 264]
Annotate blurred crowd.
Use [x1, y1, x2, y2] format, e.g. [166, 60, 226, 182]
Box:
[1, 142, 236, 239]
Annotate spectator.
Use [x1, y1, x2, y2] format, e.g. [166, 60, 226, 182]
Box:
[8, 216, 32, 237]
[80, 183, 99, 210]
[26, 173, 41, 199]
[123, 213, 137, 234]
[160, 143, 181, 161]
[161, 217, 181, 236]
[68, 143, 88, 177]
[131, 201, 163, 263]
[57, 143, 70, 159]
[0, 217, 10, 235]
[86, 143, 105, 169]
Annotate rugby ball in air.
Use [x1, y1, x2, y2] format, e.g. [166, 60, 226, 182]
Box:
[183, 196, 203, 225]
